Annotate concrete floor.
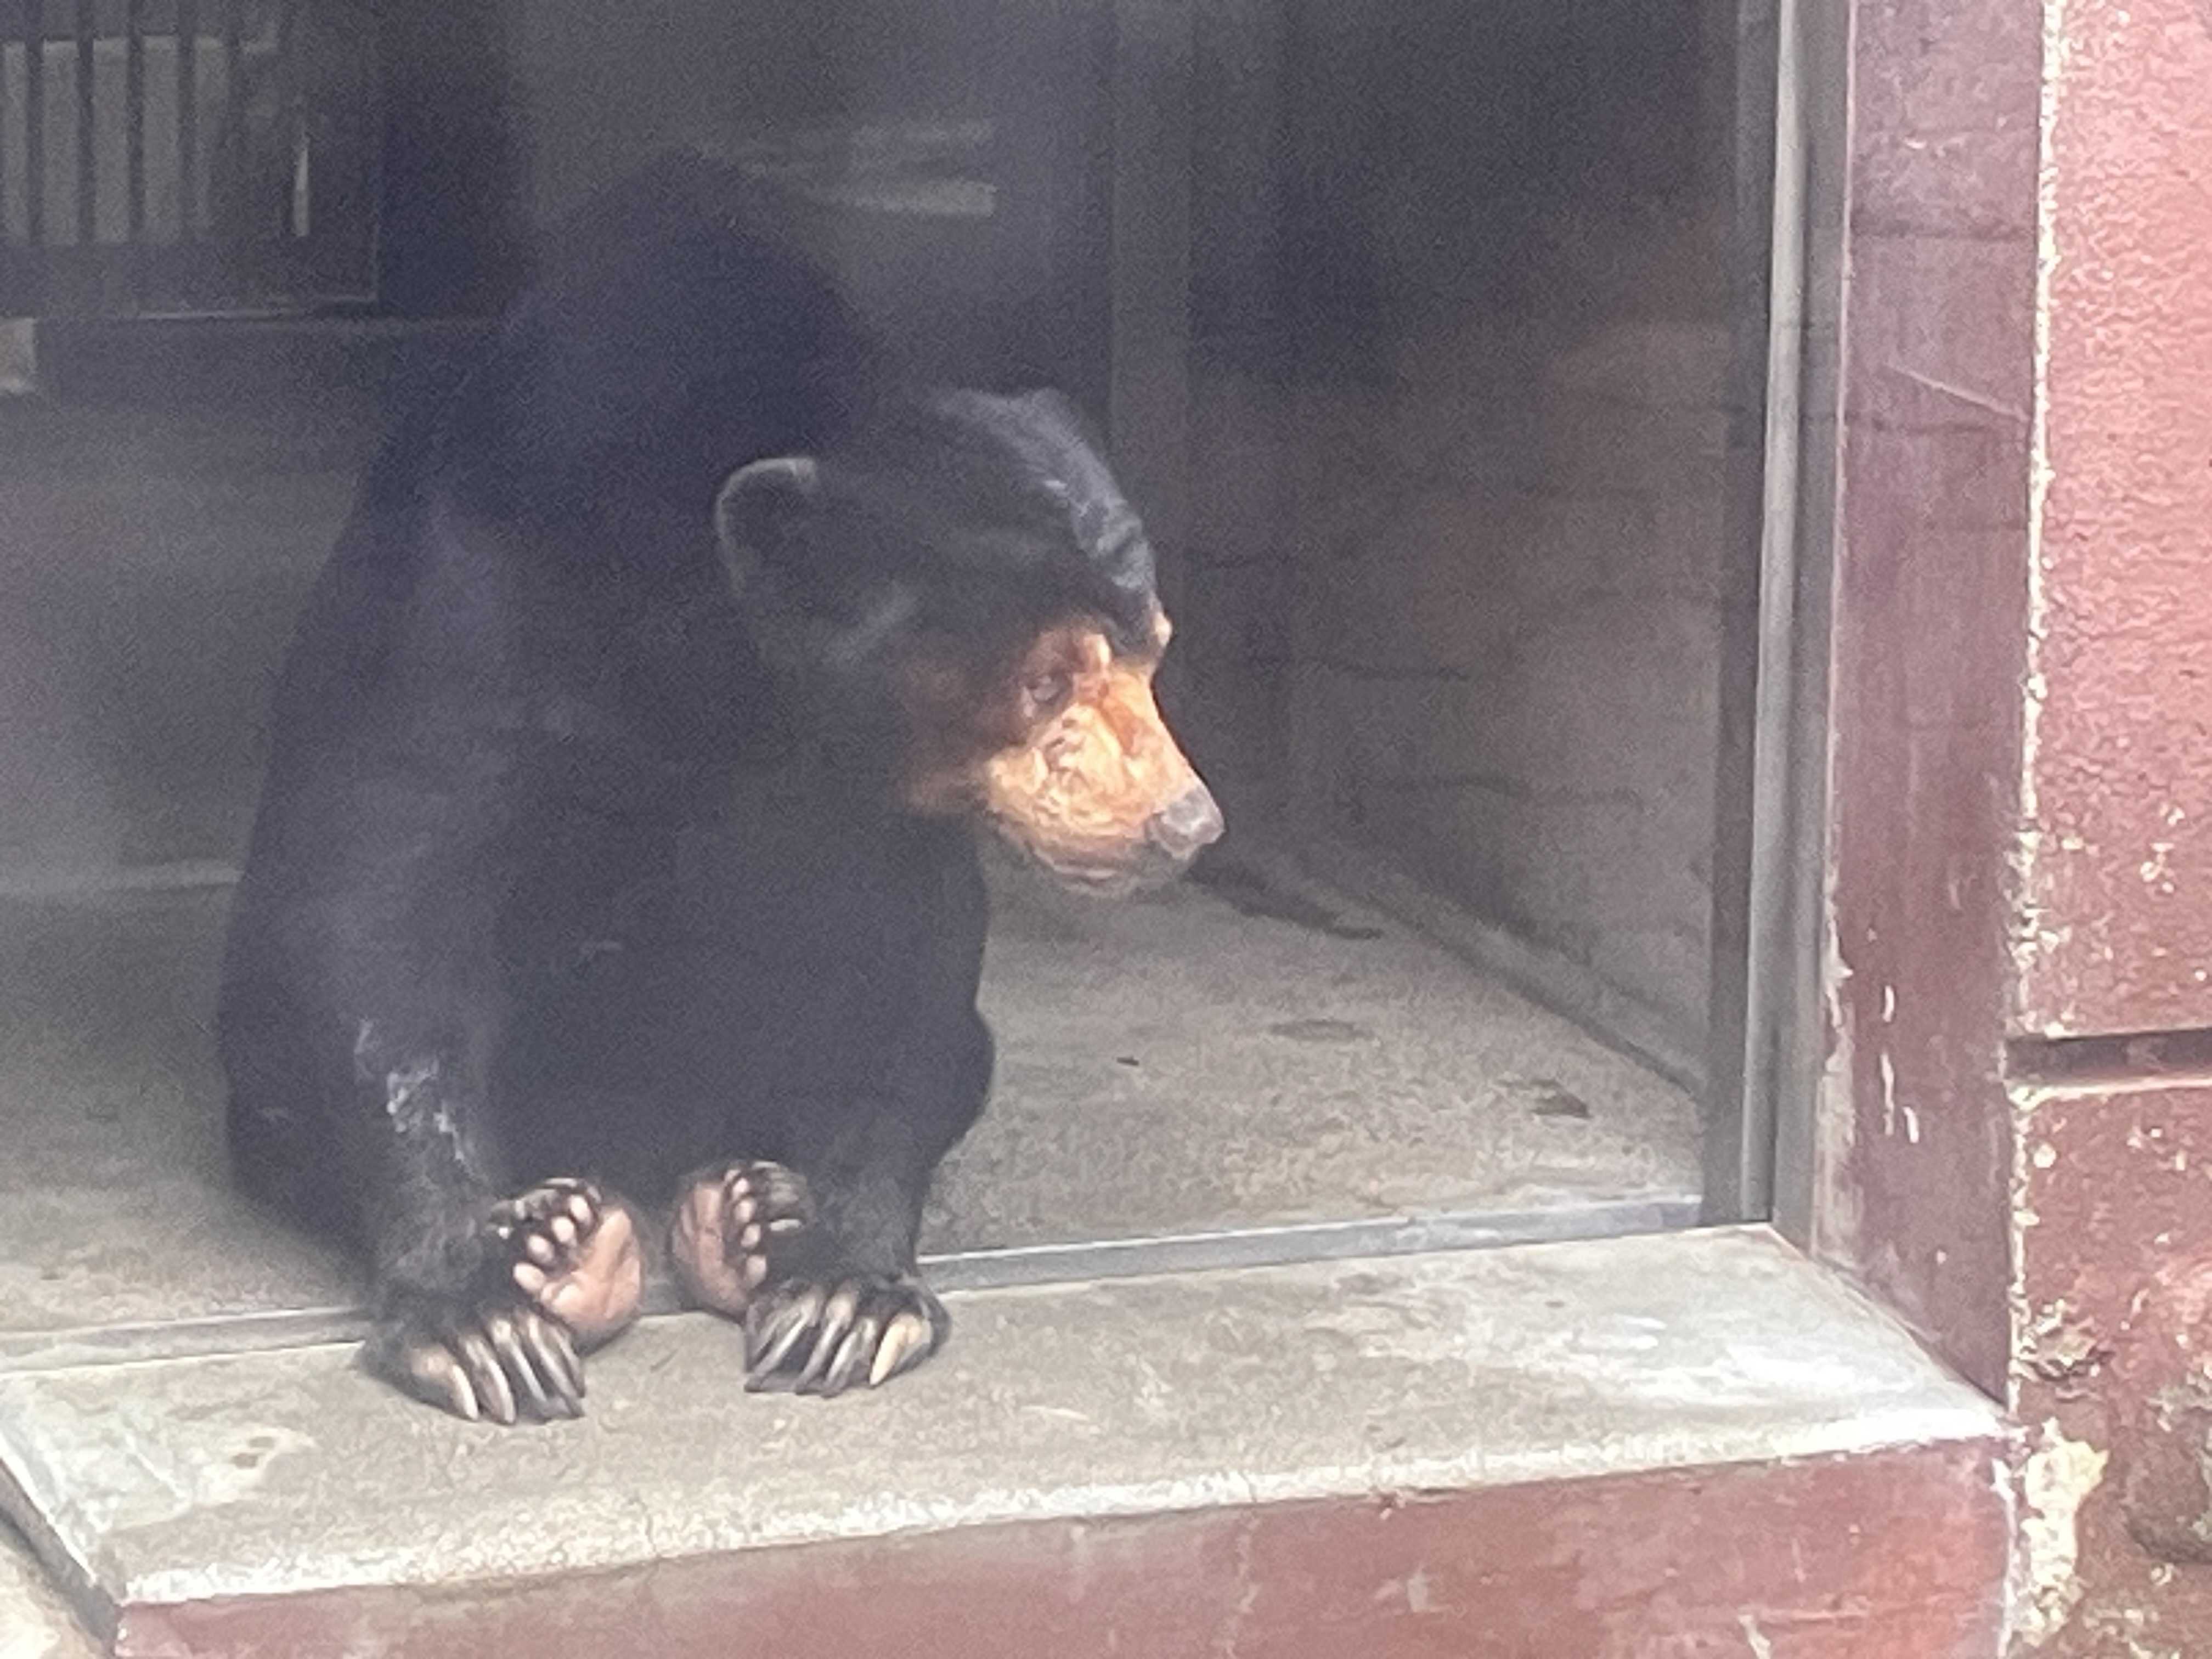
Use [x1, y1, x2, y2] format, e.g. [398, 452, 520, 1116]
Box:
[0, 861, 1697, 1357]
[948, 853, 1699, 1250]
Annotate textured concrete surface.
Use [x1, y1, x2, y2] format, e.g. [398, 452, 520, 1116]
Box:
[0, 1521, 99, 1659]
[0, 864, 1696, 1347]
[945, 855, 1699, 1249]
[0, 888, 359, 1342]
[0, 1228, 2000, 1628]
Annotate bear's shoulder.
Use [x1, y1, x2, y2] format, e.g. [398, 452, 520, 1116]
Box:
[424, 154, 888, 540]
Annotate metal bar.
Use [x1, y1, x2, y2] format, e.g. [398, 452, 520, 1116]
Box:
[0, 1194, 1703, 1374]
[22, 0, 43, 246]
[1705, 0, 1784, 1223]
[276, 0, 301, 236]
[174, 0, 193, 236]
[1751, 0, 1852, 1245]
[922, 1195, 1705, 1294]
[1717, 0, 1808, 1229]
[216, 0, 235, 236]
[0, 3, 11, 253]
[1106, 0, 1194, 626]
[125, 0, 144, 243]
[71, 0, 89, 246]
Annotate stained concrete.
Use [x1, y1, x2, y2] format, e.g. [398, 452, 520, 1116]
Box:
[944, 853, 1699, 1249]
[0, 1228, 2001, 1629]
[0, 862, 1696, 1349]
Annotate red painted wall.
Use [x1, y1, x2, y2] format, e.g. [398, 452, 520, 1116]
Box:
[2018, 0, 2212, 1040]
[1817, 0, 2041, 1398]
[119, 1447, 2008, 1659]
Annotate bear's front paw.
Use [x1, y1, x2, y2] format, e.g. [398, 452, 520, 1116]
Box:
[744, 1273, 947, 1397]
[669, 1160, 817, 1318]
[364, 1290, 587, 1425]
[488, 1177, 645, 1348]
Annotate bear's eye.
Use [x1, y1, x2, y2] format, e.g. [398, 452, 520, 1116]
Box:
[1024, 671, 1074, 720]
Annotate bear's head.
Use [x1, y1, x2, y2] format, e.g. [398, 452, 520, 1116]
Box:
[713, 388, 1222, 893]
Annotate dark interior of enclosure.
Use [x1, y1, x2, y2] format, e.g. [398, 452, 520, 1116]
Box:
[0, 0, 1741, 1326]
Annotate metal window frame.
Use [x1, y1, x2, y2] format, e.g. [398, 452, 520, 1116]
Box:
[1706, 0, 1850, 1238]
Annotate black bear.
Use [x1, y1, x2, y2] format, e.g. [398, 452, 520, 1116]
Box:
[217, 154, 1221, 1423]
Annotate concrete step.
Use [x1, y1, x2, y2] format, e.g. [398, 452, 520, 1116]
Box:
[0, 1228, 2007, 1657]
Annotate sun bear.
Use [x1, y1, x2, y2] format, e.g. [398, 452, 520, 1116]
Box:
[217, 153, 1221, 1423]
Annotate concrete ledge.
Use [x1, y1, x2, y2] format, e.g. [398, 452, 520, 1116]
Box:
[0, 1228, 2004, 1654]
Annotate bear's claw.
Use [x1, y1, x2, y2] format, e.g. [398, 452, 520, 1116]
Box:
[365, 1293, 586, 1425]
[744, 1273, 947, 1396]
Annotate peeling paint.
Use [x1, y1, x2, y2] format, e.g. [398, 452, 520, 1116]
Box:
[1405, 1565, 1434, 1614]
[2013, 0, 2063, 1024]
[2010, 1088, 2044, 1418]
[2140, 842, 2174, 886]
[1737, 1610, 1776, 1658]
[2010, 1421, 2109, 1647]
[2020, 1299, 2106, 1381]
[1211, 1515, 1260, 1658]
[1815, 869, 1863, 1259]
[2081, 1604, 2183, 1659]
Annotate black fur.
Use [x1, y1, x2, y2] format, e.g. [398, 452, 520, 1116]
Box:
[217, 153, 1161, 1376]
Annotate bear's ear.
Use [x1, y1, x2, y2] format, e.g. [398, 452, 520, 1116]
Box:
[712, 455, 821, 597]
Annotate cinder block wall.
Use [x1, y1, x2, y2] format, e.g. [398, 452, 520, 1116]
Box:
[1178, 0, 1734, 1055]
[1284, 298, 1728, 1047]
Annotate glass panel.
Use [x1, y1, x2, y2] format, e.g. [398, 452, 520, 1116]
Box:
[0, 0, 1762, 1359]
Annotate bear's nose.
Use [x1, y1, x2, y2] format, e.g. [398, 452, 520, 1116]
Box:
[1146, 783, 1224, 864]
